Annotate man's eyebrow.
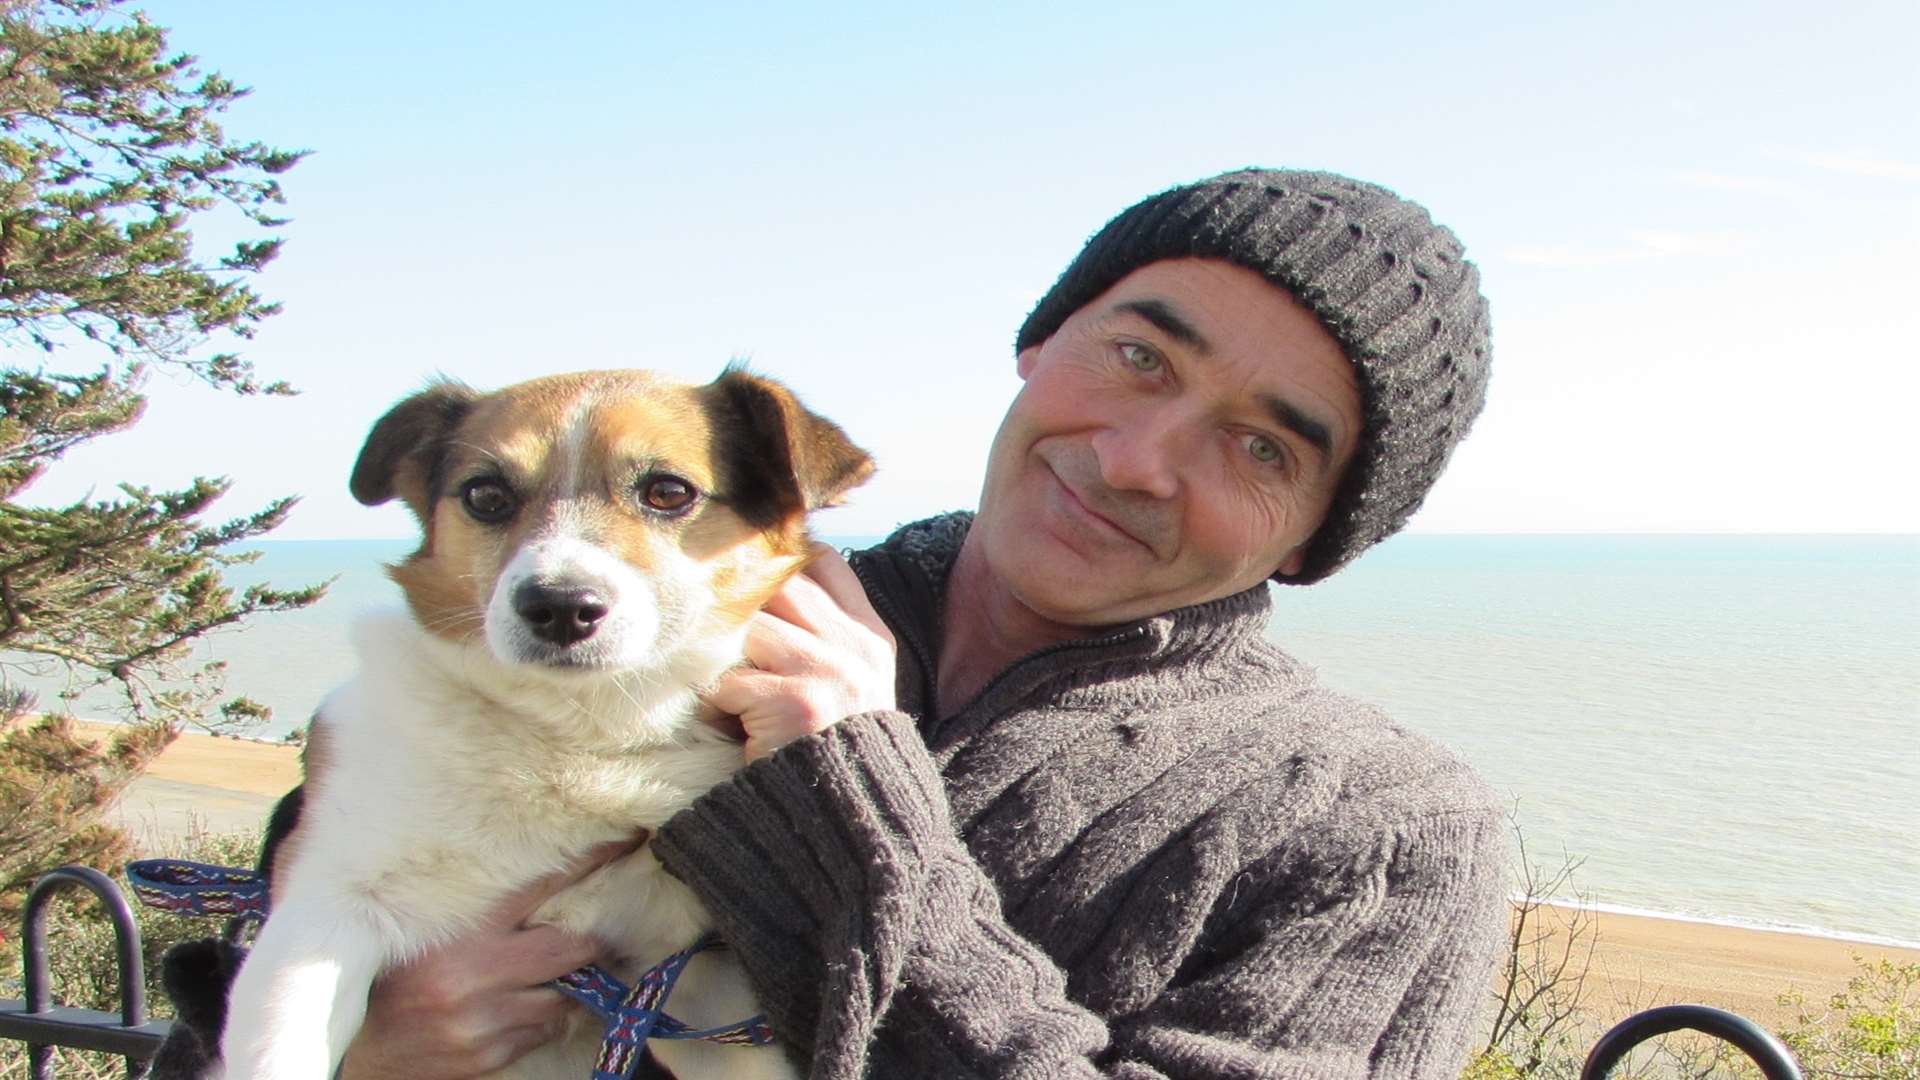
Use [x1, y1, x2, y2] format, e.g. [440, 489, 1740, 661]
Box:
[1116, 299, 1212, 354]
[1261, 393, 1336, 464]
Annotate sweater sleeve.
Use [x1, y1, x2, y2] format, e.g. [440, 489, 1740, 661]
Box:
[650, 710, 1511, 1080]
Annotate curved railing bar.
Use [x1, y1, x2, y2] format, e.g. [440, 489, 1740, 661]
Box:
[1580, 1003, 1802, 1080]
[21, 865, 149, 1079]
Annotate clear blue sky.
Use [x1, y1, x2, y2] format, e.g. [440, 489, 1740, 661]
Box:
[21, 0, 1919, 539]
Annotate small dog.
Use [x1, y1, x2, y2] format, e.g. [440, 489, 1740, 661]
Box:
[217, 368, 872, 1079]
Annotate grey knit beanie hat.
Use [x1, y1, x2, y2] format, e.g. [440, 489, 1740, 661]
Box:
[1014, 168, 1492, 585]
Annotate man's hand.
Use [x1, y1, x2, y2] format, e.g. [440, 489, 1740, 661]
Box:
[704, 543, 897, 761]
[335, 839, 637, 1080]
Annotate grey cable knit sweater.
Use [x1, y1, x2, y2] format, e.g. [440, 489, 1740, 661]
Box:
[650, 514, 1510, 1079]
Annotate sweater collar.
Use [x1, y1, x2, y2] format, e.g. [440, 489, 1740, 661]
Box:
[850, 512, 1276, 725]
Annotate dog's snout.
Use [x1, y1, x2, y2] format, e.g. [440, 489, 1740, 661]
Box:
[513, 583, 608, 646]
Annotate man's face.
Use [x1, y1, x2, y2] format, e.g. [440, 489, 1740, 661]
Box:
[974, 258, 1363, 627]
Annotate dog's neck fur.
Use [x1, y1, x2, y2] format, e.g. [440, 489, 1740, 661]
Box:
[351, 607, 743, 753]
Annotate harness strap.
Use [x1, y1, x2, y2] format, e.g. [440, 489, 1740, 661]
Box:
[553, 940, 774, 1080]
[122, 858, 774, 1075]
[125, 859, 270, 921]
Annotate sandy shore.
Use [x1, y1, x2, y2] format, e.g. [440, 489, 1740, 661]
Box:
[1527, 904, 1919, 1028]
[82, 721, 1920, 1031]
[77, 719, 300, 845]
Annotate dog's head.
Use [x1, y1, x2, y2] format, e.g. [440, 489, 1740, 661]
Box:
[350, 367, 873, 675]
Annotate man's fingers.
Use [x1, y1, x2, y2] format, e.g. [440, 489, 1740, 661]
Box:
[760, 546, 884, 638]
[802, 544, 889, 633]
[740, 611, 816, 673]
[497, 922, 605, 984]
[384, 919, 599, 1001]
[699, 542, 897, 764]
[799, 543, 862, 602]
[760, 568, 835, 635]
[486, 1019, 569, 1074]
[703, 667, 788, 717]
[494, 986, 579, 1033]
[757, 576, 890, 670]
[700, 703, 746, 741]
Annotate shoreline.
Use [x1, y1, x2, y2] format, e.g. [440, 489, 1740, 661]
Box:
[78, 719, 1920, 1029]
[1518, 903, 1920, 1029]
[1527, 896, 1920, 952]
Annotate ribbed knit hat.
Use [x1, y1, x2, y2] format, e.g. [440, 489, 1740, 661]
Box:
[1015, 168, 1492, 585]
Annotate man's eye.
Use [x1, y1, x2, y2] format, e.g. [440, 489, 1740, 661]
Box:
[1119, 342, 1161, 373]
[1245, 434, 1283, 466]
[460, 478, 517, 523]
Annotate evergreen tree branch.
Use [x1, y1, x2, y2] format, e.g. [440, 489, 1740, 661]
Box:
[0, 0, 314, 934]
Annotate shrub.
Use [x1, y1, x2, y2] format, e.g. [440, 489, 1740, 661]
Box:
[1777, 955, 1919, 1079]
[0, 824, 261, 1079]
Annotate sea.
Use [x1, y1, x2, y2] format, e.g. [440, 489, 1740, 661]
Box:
[8, 533, 1916, 948]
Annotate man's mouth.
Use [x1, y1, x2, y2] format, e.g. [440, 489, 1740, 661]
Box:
[1040, 453, 1166, 557]
[1057, 475, 1134, 543]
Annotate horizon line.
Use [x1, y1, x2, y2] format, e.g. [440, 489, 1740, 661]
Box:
[237, 529, 1920, 544]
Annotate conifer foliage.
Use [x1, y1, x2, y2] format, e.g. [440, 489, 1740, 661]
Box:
[0, 0, 316, 922]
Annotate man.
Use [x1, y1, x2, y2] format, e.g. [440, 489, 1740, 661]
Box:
[173, 168, 1507, 1079]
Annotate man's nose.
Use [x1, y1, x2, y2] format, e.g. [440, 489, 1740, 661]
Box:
[1091, 409, 1183, 499]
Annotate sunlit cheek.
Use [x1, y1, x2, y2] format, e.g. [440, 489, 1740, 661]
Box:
[1199, 477, 1297, 578]
[1030, 356, 1129, 418]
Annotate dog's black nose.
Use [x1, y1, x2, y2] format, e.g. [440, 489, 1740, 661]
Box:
[513, 583, 608, 646]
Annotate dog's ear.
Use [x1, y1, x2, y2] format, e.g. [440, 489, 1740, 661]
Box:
[707, 367, 874, 527]
[350, 381, 478, 520]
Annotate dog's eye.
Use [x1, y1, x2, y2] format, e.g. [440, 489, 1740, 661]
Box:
[460, 478, 517, 523]
[639, 474, 698, 515]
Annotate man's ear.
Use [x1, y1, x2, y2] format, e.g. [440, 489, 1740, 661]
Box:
[706, 367, 875, 527]
[349, 380, 479, 521]
[1275, 543, 1308, 579]
[1016, 345, 1041, 380]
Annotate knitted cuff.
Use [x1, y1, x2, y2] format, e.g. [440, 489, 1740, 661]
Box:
[651, 712, 958, 1045]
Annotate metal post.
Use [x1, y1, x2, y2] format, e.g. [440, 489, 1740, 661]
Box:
[21, 865, 151, 1079]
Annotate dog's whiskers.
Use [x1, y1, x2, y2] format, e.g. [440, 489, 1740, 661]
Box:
[421, 611, 484, 636]
[608, 677, 648, 714]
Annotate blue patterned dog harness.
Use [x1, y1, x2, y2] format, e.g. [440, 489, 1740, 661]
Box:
[552, 941, 775, 1079]
[126, 859, 271, 921]
[124, 859, 774, 1079]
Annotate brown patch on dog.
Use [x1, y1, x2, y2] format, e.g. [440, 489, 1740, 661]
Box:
[350, 381, 479, 520]
[701, 368, 876, 528]
[350, 367, 873, 646]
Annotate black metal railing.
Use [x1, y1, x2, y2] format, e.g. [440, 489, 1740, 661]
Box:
[1, 864, 1809, 1080]
[0, 866, 169, 1079]
[1579, 1003, 1804, 1079]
